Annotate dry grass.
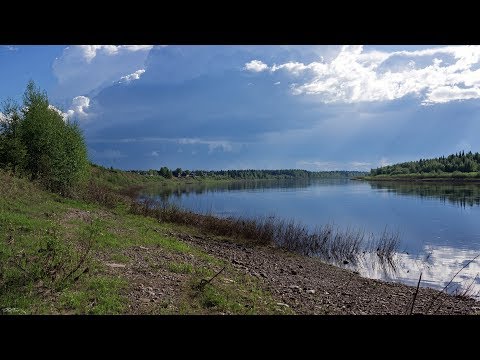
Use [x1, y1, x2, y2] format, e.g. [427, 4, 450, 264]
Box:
[129, 199, 400, 264]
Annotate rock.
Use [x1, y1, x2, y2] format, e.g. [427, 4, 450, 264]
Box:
[291, 269, 298, 275]
[289, 285, 301, 292]
[305, 289, 316, 294]
[260, 272, 268, 279]
[140, 298, 150, 303]
[139, 246, 149, 250]
[276, 303, 290, 308]
[232, 259, 243, 265]
[343, 260, 349, 265]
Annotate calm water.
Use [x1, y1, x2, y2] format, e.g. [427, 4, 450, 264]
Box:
[144, 179, 480, 297]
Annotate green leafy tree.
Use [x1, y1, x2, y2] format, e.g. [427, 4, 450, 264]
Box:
[173, 167, 182, 177]
[0, 81, 89, 194]
[159, 166, 173, 178]
[0, 100, 27, 173]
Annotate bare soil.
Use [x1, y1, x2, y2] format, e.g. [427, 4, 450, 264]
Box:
[177, 232, 479, 315]
[99, 228, 480, 315]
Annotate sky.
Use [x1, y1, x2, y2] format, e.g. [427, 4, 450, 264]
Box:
[1, 44, 480, 171]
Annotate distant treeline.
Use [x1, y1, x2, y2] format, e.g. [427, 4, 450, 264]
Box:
[129, 167, 367, 180]
[370, 151, 480, 177]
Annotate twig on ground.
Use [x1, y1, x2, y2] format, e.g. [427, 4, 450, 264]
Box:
[197, 266, 227, 291]
[408, 272, 422, 315]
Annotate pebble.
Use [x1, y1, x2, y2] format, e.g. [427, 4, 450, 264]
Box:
[305, 289, 316, 294]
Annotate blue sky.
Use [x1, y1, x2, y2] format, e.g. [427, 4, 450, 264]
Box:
[1, 44, 480, 171]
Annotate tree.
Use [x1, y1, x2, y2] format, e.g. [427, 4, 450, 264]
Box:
[159, 166, 173, 178]
[173, 167, 182, 177]
[0, 81, 89, 194]
[0, 100, 27, 173]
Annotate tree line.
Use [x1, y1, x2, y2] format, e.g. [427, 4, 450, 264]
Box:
[130, 168, 367, 179]
[370, 151, 480, 176]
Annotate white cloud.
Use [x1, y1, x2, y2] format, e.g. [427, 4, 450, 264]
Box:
[76, 45, 153, 63]
[274, 81, 281, 85]
[244, 60, 268, 72]
[297, 160, 340, 171]
[66, 96, 90, 119]
[177, 138, 233, 153]
[53, 45, 154, 99]
[207, 141, 233, 153]
[253, 45, 480, 104]
[350, 161, 371, 170]
[271, 61, 309, 75]
[119, 69, 146, 83]
[378, 157, 390, 167]
[297, 160, 372, 171]
[4, 46, 18, 51]
[48, 105, 69, 121]
[424, 86, 480, 104]
[151, 151, 159, 157]
[0, 112, 6, 123]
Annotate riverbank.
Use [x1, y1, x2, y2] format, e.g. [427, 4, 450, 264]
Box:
[1, 170, 478, 315]
[358, 175, 480, 183]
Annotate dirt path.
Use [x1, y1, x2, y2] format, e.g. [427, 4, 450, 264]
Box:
[176, 232, 479, 315]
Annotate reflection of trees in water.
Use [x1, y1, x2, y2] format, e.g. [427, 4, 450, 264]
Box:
[369, 182, 480, 208]
[143, 178, 350, 200]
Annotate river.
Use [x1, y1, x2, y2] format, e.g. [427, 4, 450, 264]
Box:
[143, 178, 480, 298]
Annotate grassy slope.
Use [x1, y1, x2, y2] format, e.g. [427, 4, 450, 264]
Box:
[0, 170, 290, 315]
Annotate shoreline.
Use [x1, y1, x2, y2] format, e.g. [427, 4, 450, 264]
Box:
[2, 169, 479, 315]
[356, 176, 480, 184]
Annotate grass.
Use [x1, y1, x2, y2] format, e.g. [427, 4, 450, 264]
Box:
[59, 276, 127, 315]
[0, 169, 290, 314]
[131, 200, 400, 265]
[167, 261, 195, 274]
[177, 264, 293, 315]
[362, 172, 480, 182]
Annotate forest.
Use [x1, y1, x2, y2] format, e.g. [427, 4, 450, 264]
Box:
[369, 151, 480, 177]
[129, 168, 367, 180]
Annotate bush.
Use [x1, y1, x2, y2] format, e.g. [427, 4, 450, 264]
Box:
[0, 81, 89, 194]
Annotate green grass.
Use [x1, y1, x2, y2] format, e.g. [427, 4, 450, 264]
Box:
[59, 276, 127, 315]
[179, 266, 293, 315]
[0, 169, 288, 315]
[110, 253, 130, 264]
[167, 261, 195, 274]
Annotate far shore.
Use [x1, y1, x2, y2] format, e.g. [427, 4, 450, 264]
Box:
[355, 176, 480, 184]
